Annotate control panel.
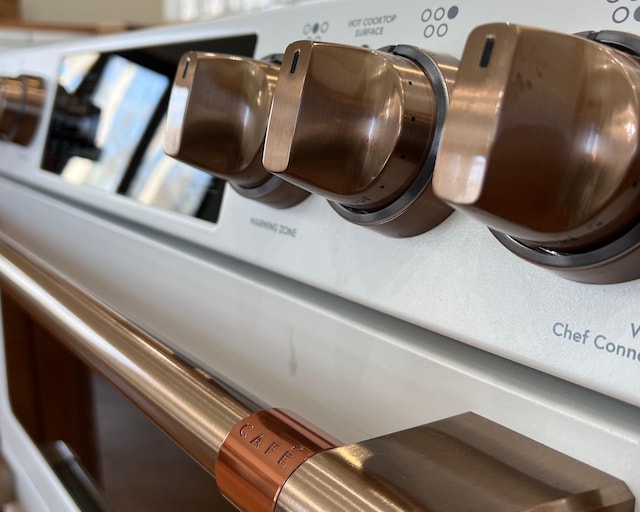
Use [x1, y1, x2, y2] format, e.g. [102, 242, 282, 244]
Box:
[0, 0, 639, 414]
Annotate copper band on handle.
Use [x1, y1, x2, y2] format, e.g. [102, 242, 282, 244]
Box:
[215, 408, 340, 512]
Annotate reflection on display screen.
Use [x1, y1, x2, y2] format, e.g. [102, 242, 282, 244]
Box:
[42, 34, 257, 223]
[59, 55, 169, 192]
[127, 117, 213, 215]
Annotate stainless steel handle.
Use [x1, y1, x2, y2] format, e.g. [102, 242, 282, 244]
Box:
[0, 233, 634, 512]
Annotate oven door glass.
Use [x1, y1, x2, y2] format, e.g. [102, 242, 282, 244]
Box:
[1, 292, 236, 511]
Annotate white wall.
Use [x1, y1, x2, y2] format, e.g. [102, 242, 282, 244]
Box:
[0, 27, 84, 51]
[19, 0, 318, 24]
[19, 0, 166, 25]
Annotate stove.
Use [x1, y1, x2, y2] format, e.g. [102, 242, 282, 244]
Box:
[0, 1, 638, 511]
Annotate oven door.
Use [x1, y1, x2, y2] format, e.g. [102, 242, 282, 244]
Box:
[0, 2, 639, 509]
[0, 235, 245, 512]
[0, 227, 636, 512]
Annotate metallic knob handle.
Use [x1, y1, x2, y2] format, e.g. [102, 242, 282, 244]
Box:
[263, 41, 456, 237]
[0, 75, 45, 146]
[434, 24, 640, 253]
[164, 52, 308, 209]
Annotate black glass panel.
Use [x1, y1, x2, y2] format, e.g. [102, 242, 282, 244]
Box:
[42, 34, 257, 224]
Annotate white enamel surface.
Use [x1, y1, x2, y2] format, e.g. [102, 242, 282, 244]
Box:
[0, 1, 639, 510]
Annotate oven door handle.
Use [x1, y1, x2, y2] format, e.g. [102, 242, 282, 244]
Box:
[0, 234, 634, 512]
[0, 234, 254, 474]
[0, 234, 339, 512]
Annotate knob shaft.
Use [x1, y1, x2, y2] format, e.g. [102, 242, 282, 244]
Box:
[164, 52, 308, 208]
[434, 23, 640, 253]
[0, 75, 45, 146]
[264, 41, 455, 236]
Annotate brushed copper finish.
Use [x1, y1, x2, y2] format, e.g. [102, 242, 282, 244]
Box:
[264, 40, 435, 208]
[216, 408, 340, 512]
[433, 23, 640, 253]
[263, 41, 455, 236]
[164, 52, 308, 208]
[276, 412, 635, 512]
[0, 75, 45, 146]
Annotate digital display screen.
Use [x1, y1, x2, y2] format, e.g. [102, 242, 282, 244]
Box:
[59, 55, 169, 192]
[126, 116, 213, 216]
[42, 34, 257, 223]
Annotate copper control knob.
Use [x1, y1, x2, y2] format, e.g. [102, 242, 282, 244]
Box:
[263, 41, 457, 237]
[164, 52, 308, 208]
[433, 24, 640, 283]
[0, 75, 45, 146]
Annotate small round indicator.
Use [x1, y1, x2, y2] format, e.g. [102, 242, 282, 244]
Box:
[437, 23, 449, 37]
[424, 24, 435, 38]
[421, 9, 432, 21]
[613, 6, 630, 23]
[635, 6, 640, 21]
[448, 6, 459, 19]
[434, 7, 445, 20]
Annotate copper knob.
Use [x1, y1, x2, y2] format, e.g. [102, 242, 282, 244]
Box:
[434, 24, 640, 254]
[263, 41, 456, 237]
[0, 75, 45, 146]
[164, 52, 308, 208]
